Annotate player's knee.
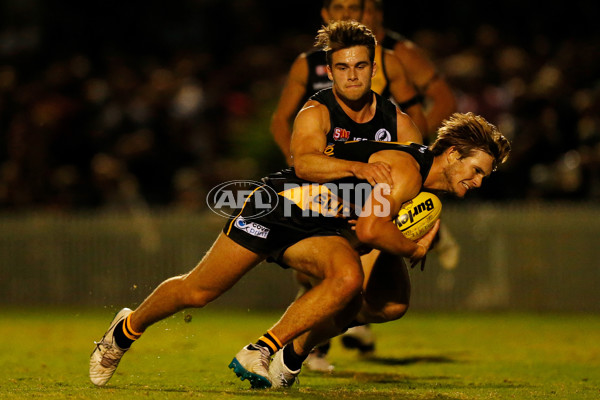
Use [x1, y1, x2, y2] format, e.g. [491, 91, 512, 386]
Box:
[329, 268, 363, 299]
[178, 276, 221, 308]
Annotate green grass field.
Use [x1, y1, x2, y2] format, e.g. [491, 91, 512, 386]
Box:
[1, 308, 599, 399]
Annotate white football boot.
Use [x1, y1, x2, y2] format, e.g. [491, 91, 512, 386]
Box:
[268, 349, 301, 388]
[89, 308, 133, 386]
[304, 347, 334, 372]
[229, 345, 272, 388]
[341, 324, 375, 355]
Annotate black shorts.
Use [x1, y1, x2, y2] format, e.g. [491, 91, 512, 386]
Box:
[223, 194, 350, 268]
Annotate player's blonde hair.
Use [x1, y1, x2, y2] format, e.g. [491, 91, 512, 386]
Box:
[431, 112, 511, 171]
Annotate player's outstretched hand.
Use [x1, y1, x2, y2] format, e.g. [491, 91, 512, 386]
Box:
[352, 161, 393, 187]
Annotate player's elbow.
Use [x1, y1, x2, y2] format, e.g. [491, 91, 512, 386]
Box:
[355, 221, 379, 247]
[293, 158, 311, 180]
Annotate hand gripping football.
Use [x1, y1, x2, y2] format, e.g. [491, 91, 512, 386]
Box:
[394, 192, 442, 240]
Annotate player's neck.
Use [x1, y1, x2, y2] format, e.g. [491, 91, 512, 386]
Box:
[333, 89, 376, 123]
[423, 156, 451, 193]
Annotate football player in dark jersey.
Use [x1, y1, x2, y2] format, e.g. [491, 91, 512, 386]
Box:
[270, 0, 426, 166]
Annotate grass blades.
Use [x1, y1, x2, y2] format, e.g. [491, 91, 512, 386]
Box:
[1, 308, 599, 399]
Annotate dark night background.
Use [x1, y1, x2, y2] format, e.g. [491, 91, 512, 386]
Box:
[1, 0, 599, 210]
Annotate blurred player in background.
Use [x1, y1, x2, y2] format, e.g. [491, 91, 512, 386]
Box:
[361, 0, 457, 142]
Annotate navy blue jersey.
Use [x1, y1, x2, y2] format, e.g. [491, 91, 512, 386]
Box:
[309, 88, 398, 145]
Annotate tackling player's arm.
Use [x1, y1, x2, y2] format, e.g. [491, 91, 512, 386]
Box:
[383, 49, 428, 135]
[354, 150, 439, 264]
[291, 102, 393, 186]
[270, 54, 309, 166]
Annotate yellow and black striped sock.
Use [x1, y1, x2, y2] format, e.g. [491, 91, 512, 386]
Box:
[113, 313, 143, 350]
[254, 330, 283, 356]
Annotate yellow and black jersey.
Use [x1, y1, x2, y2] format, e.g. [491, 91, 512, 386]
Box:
[224, 141, 433, 267]
[263, 141, 433, 220]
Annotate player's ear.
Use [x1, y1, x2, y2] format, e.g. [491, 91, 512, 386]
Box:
[326, 65, 333, 81]
[372, 61, 377, 78]
[446, 146, 460, 163]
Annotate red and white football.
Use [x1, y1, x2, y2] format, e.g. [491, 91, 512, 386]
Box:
[393, 192, 442, 240]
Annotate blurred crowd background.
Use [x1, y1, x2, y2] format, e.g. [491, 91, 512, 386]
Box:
[1, 0, 599, 212]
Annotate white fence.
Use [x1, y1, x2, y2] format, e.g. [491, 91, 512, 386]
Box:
[1, 203, 598, 311]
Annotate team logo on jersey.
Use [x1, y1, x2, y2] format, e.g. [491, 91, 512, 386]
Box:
[324, 145, 334, 156]
[375, 129, 392, 142]
[333, 127, 350, 141]
[234, 217, 270, 239]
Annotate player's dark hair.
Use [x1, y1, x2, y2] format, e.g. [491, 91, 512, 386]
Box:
[430, 112, 511, 171]
[315, 20, 376, 66]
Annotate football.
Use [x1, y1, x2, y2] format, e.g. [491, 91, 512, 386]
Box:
[393, 191, 442, 240]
